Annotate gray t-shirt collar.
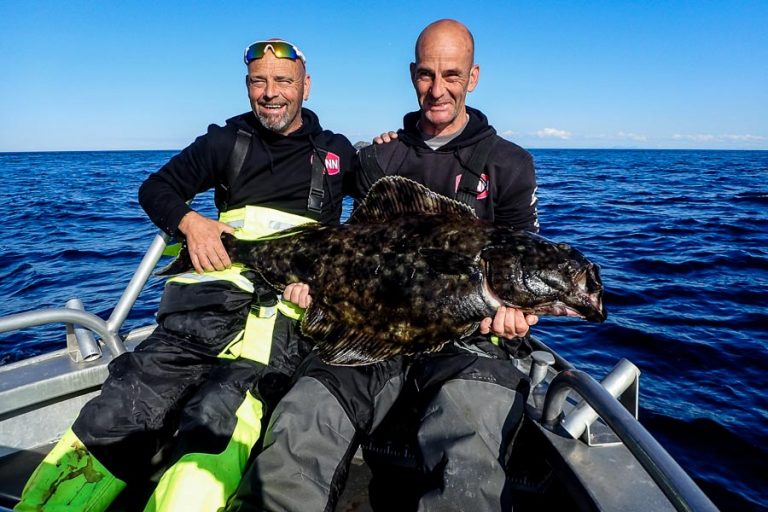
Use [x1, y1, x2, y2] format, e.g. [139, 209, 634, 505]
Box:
[418, 114, 470, 150]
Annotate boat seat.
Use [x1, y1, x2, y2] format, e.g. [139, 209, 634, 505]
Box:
[0, 445, 49, 510]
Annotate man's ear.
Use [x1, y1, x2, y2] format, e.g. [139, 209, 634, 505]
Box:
[410, 62, 417, 83]
[467, 64, 480, 92]
[304, 74, 312, 101]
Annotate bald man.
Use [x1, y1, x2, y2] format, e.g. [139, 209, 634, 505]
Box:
[228, 20, 538, 512]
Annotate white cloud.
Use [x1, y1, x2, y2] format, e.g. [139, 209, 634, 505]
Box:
[672, 133, 765, 143]
[722, 134, 766, 142]
[536, 127, 572, 139]
[500, 129, 518, 137]
[616, 131, 648, 142]
[672, 133, 717, 142]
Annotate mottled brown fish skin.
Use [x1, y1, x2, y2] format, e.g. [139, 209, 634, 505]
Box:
[163, 176, 605, 365]
[229, 215, 498, 351]
[223, 215, 604, 364]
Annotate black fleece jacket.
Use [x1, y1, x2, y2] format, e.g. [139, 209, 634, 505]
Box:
[357, 106, 538, 231]
[139, 109, 357, 236]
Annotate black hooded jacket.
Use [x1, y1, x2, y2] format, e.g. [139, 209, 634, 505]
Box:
[139, 108, 357, 236]
[357, 106, 538, 231]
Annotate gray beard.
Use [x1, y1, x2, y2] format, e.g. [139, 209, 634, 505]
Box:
[257, 110, 292, 134]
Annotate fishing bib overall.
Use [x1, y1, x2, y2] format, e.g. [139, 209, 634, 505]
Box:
[15, 206, 315, 512]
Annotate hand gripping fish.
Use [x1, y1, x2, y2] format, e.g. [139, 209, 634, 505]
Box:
[159, 176, 606, 365]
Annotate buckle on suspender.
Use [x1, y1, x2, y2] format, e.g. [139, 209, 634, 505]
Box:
[307, 149, 326, 213]
[251, 302, 277, 318]
[251, 282, 278, 318]
[307, 187, 324, 212]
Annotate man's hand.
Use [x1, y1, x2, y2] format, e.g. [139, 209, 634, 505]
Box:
[177, 211, 234, 273]
[283, 283, 312, 309]
[373, 131, 398, 144]
[479, 307, 538, 339]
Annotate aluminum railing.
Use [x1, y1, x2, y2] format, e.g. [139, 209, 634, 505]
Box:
[0, 232, 170, 360]
[542, 368, 719, 512]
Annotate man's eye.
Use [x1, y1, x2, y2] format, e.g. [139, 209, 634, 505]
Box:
[248, 79, 265, 87]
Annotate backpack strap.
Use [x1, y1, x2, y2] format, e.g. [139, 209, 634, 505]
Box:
[221, 128, 252, 211]
[307, 148, 326, 214]
[455, 135, 498, 208]
[358, 140, 410, 191]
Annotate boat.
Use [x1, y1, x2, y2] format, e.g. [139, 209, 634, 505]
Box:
[0, 231, 719, 511]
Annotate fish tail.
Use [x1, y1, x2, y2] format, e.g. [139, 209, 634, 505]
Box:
[155, 233, 244, 277]
[155, 243, 194, 276]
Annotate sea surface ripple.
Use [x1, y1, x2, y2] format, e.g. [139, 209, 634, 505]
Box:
[0, 149, 766, 510]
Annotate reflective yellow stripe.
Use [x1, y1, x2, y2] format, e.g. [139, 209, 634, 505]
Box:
[239, 314, 274, 365]
[277, 300, 304, 320]
[15, 429, 126, 512]
[219, 205, 316, 240]
[167, 266, 254, 292]
[146, 391, 264, 512]
[218, 300, 304, 363]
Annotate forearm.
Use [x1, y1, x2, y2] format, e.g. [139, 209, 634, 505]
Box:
[138, 174, 195, 236]
[139, 135, 220, 236]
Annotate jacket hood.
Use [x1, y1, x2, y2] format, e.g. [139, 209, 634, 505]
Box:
[226, 108, 324, 141]
[398, 106, 496, 150]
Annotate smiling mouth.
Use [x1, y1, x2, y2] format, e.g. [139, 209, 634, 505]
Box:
[259, 104, 286, 112]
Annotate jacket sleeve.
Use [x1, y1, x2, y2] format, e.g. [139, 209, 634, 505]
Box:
[492, 148, 539, 232]
[138, 125, 229, 236]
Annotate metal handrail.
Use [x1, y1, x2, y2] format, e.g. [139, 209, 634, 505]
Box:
[0, 231, 171, 359]
[106, 232, 171, 333]
[542, 369, 718, 512]
[0, 309, 125, 357]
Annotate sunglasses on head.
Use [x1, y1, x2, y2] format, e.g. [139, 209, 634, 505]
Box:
[243, 40, 306, 65]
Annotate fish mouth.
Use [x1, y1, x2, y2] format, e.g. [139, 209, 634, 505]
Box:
[527, 265, 607, 323]
[533, 297, 606, 322]
[560, 266, 607, 322]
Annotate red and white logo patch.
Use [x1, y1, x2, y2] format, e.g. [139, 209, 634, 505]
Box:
[324, 152, 340, 175]
[454, 173, 490, 200]
[310, 152, 341, 175]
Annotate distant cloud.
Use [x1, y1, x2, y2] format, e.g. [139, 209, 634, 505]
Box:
[672, 133, 766, 143]
[536, 128, 572, 139]
[501, 130, 518, 137]
[616, 131, 648, 142]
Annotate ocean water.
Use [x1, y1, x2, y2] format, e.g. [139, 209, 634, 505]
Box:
[0, 149, 766, 510]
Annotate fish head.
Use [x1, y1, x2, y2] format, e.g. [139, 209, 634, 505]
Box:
[481, 232, 606, 322]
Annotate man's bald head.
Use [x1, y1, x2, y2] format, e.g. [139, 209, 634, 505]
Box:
[415, 19, 475, 65]
[410, 19, 479, 136]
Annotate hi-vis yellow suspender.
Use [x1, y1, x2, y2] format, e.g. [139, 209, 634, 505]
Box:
[167, 206, 316, 365]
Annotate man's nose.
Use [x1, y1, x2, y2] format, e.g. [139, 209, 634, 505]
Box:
[430, 75, 445, 98]
[263, 80, 277, 99]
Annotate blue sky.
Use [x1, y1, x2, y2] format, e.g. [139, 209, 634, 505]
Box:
[1, 0, 766, 151]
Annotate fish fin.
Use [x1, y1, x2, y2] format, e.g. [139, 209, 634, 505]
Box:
[420, 248, 481, 276]
[348, 176, 477, 224]
[314, 336, 402, 366]
[300, 305, 401, 365]
[302, 301, 452, 365]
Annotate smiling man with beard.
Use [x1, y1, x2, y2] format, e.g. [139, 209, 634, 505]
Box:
[14, 39, 357, 512]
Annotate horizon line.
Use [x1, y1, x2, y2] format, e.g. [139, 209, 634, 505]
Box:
[2, 146, 767, 154]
